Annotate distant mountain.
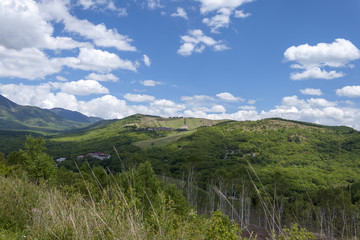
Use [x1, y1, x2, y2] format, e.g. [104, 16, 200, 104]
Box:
[0, 94, 18, 109]
[0, 95, 93, 133]
[50, 108, 102, 123]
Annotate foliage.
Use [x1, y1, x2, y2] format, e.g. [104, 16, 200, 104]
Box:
[204, 210, 240, 240]
[0, 177, 40, 231]
[2, 115, 360, 238]
[279, 223, 315, 240]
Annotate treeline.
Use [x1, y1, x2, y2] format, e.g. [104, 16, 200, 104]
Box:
[3, 116, 360, 238]
[0, 136, 251, 239]
[96, 120, 360, 239]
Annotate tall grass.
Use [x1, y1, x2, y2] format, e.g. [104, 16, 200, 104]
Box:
[0, 166, 243, 240]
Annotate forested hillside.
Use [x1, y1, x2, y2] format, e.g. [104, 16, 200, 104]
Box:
[0, 94, 96, 133]
[1, 114, 360, 238]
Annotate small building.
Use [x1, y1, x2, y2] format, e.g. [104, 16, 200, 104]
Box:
[56, 157, 66, 163]
[77, 155, 84, 160]
[87, 152, 111, 160]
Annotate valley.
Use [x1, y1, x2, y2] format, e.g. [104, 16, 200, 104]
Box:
[1, 95, 360, 238]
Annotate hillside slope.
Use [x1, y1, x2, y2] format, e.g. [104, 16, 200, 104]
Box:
[0, 95, 92, 133]
[50, 108, 102, 123]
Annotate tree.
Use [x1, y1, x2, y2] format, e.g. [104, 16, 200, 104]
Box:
[20, 135, 57, 184]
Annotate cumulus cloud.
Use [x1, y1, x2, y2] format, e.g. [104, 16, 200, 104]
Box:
[336, 86, 360, 98]
[258, 95, 360, 129]
[143, 54, 151, 67]
[140, 80, 161, 87]
[181, 95, 214, 102]
[0, 0, 88, 50]
[0, 83, 79, 110]
[203, 8, 252, 34]
[85, 73, 119, 82]
[209, 105, 226, 112]
[0, 0, 138, 80]
[78, 95, 132, 119]
[197, 0, 253, 32]
[300, 88, 323, 96]
[146, 0, 161, 9]
[78, 0, 127, 15]
[124, 93, 155, 102]
[56, 76, 67, 81]
[171, 7, 188, 19]
[52, 80, 109, 95]
[290, 67, 345, 80]
[284, 39, 360, 80]
[0, 46, 136, 80]
[239, 105, 256, 110]
[177, 29, 229, 56]
[234, 10, 251, 18]
[197, 0, 254, 13]
[150, 99, 186, 115]
[0, 46, 63, 80]
[202, 8, 232, 33]
[63, 47, 137, 72]
[216, 92, 243, 101]
[40, 0, 136, 51]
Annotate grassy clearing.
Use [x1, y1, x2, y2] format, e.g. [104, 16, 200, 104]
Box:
[134, 130, 194, 149]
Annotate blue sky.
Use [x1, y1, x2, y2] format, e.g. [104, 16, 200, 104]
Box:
[0, 0, 360, 128]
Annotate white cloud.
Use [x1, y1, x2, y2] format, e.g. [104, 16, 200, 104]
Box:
[171, 7, 188, 19]
[124, 93, 155, 102]
[140, 80, 161, 87]
[336, 86, 360, 98]
[78, 95, 133, 119]
[258, 95, 360, 129]
[181, 95, 214, 102]
[197, 0, 254, 13]
[307, 98, 336, 108]
[149, 99, 186, 115]
[209, 105, 226, 113]
[56, 76, 67, 81]
[300, 88, 323, 96]
[0, 0, 138, 80]
[0, 83, 79, 110]
[290, 67, 345, 80]
[216, 92, 243, 101]
[146, 0, 161, 9]
[143, 54, 151, 67]
[0, 46, 63, 80]
[0, 46, 136, 80]
[39, 0, 136, 51]
[247, 99, 256, 104]
[63, 47, 137, 72]
[85, 73, 119, 82]
[177, 29, 229, 56]
[78, 0, 127, 16]
[234, 10, 251, 18]
[202, 8, 232, 33]
[239, 105, 256, 110]
[53, 80, 109, 95]
[284, 39, 360, 80]
[0, 0, 88, 50]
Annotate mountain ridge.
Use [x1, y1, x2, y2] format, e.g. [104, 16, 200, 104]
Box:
[0, 95, 98, 133]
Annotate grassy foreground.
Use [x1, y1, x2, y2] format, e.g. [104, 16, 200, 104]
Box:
[0, 165, 243, 240]
[0, 167, 314, 240]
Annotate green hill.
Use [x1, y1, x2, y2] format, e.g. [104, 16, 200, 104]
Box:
[0, 95, 92, 133]
[2, 113, 360, 238]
